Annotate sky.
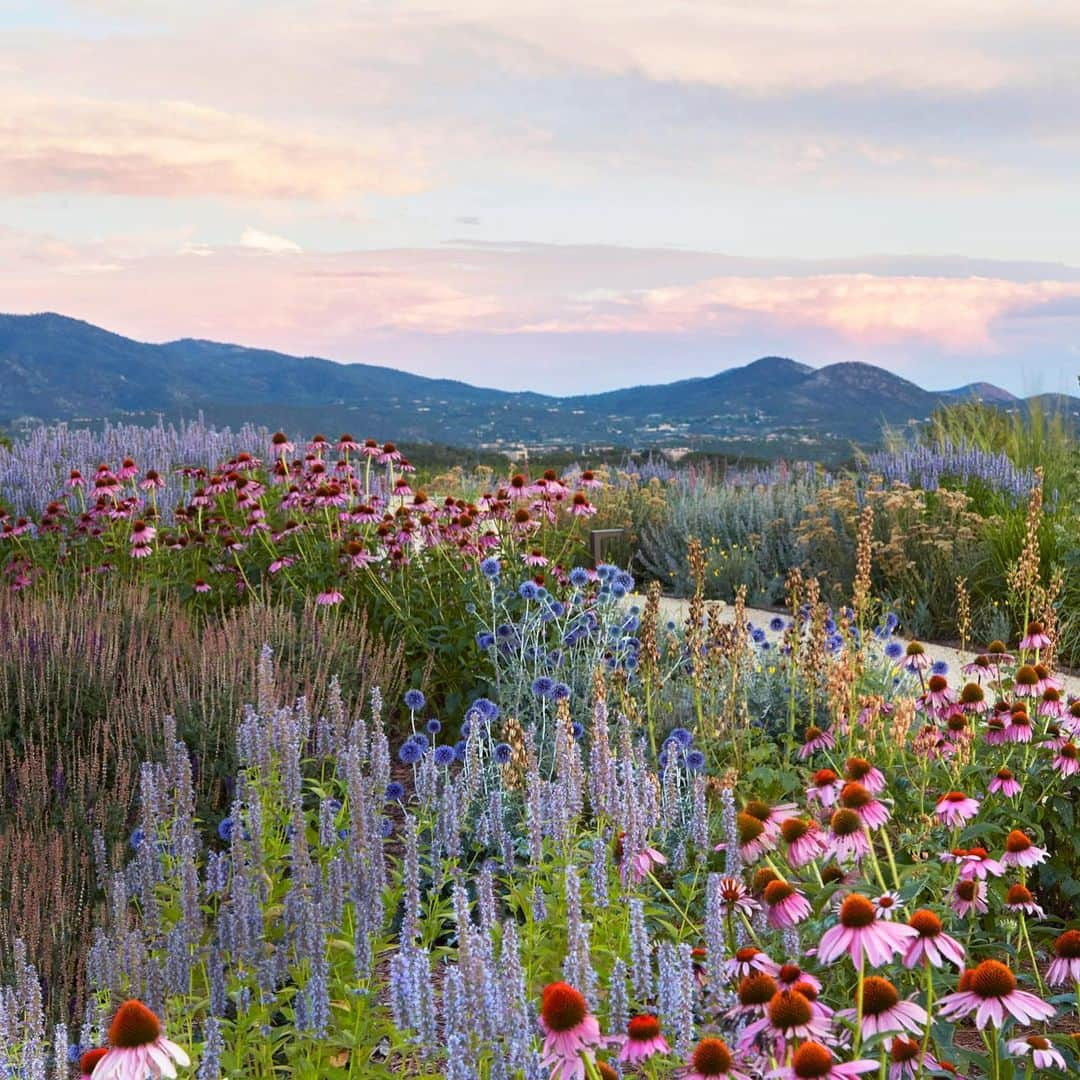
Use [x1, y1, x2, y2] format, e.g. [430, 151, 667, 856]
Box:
[2, 1, 1080, 395]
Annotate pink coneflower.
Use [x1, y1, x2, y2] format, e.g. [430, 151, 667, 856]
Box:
[337, 433, 361, 453]
[872, 892, 902, 921]
[1038, 687, 1065, 719]
[744, 799, 799, 842]
[1001, 829, 1048, 869]
[193, 578, 211, 594]
[733, 973, 780, 1018]
[988, 767, 1021, 797]
[886, 1037, 939, 1080]
[838, 976, 927, 1040]
[957, 682, 988, 713]
[726, 948, 780, 981]
[269, 556, 296, 574]
[776, 964, 822, 995]
[950, 879, 988, 919]
[955, 847, 1005, 881]
[735, 812, 776, 864]
[1006, 1036, 1067, 1072]
[780, 817, 828, 869]
[117, 458, 138, 481]
[618, 1015, 670, 1064]
[684, 1037, 751, 1080]
[622, 844, 667, 885]
[741, 988, 832, 1049]
[902, 909, 965, 970]
[1053, 741, 1080, 777]
[523, 549, 549, 567]
[937, 960, 1055, 1028]
[826, 808, 871, 863]
[271, 431, 295, 456]
[763, 880, 812, 929]
[712, 877, 759, 919]
[92, 1000, 190, 1080]
[315, 590, 344, 606]
[129, 521, 155, 546]
[570, 492, 597, 517]
[139, 469, 165, 491]
[1012, 665, 1040, 698]
[79, 1049, 108, 1080]
[962, 654, 996, 678]
[903, 641, 930, 673]
[578, 469, 603, 490]
[985, 639, 1014, 664]
[918, 674, 955, 713]
[539, 983, 606, 1080]
[819, 894, 919, 967]
[1003, 883, 1045, 918]
[935, 791, 981, 828]
[983, 715, 1008, 746]
[1046, 929, 1080, 987]
[839, 782, 890, 829]
[807, 768, 844, 807]
[1019, 621, 1052, 651]
[67, 468, 84, 489]
[844, 757, 886, 795]
[1004, 708, 1034, 743]
[1034, 663, 1063, 694]
[799, 725, 835, 759]
[766, 1040, 877, 1079]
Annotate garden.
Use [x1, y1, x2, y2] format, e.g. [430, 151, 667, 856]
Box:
[0, 403, 1078, 1079]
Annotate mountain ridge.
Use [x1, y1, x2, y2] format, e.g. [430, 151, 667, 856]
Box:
[1, 312, 1075, 456]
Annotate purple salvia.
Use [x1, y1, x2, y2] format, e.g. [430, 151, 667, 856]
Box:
[589, 834, 610, 909]
[530, 883, 547, 923]
[587, 695, 615, 816]
[691, 775, 708, 853]
[477, 862, 497, 933]
[720, 787, 742, 877]
[608, 957, 629, 1036]
[50, 1021, 67, 1080]
[402, 813, 422, 947]
[674, 942, 696, 1055]
[197, 1016, 223, 1080]
[703, 874, 727, 992]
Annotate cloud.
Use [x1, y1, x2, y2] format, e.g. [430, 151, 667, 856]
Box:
[0, 96, 423, 199]
[239, 228, 302, 254]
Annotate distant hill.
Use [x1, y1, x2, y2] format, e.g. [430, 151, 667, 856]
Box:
[1, 312, 1075, 456]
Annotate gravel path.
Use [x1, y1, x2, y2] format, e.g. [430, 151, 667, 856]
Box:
[631, 594, 1080, 697]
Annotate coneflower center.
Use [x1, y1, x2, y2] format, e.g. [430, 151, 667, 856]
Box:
[763, 881, 795, 905]
[79, 1049, 108, 1073]
[928, 675, 948, 692]
[830, 808, 862, 837]
[737, 813, 765, 843]
[942, 791, 969, 803]
[738, 973, 778, 1006]
[969, 960, 1017, 998]
[955, 880, 978, 902]
[781, 818, 810, 842]
[1015, 665, 1038, 686]
[840, 782, 871, 809]
[768, 989, 813, 1028]
[1006, 884, 1034, 905]
[861, 977, 900, 1015]
[792, 1041, 835, 1078]
[960, 683, 984, 704]
[744, 799, 772, 821]
[1005, 830, 1033, 853]
[108, 1000, 162, 1048]
[838, 894, 877, 928]
[627, 1014, 661, 1041]
[890, 1038, 920, 1063]
[812, 768, 839, 786]
[691, 1038, 733, 1075]
[908, 909, 942, 937]
[541, 983, 587, 1031]
[1055, 930, 1080, 958]
[845, 757, 872, 780]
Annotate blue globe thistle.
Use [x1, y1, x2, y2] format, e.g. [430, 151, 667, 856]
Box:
[669, 727, 693, 747]
[398, 740, 424, 765]
[931, 659, 949, 676]
[476, 631, 495, 649]
[628, 604, 641, 616]
[495, 622, 515, 639]
[760, 641, 772, 651]
[571, 722, 584, 740]
[473, 697, 499, 720]
[379, 817, 394, 838]
[685, 749, 706, 771]
[615, 570, 635, 591]
[751, 628, 766, 644]
[410, 731, 429, 747]
[385, 781, 405, 801]
[885, 640, 904, 659]
[216, 818, 234, 842]
[549, 600, 566, 617]
[769, 616, 786, 632]
[493, 742, 513, 764]
[433, 745, 456, 767]
[552, 682, 571, 701]
[426, 718, 442, 734]
[404, 688, 426, 711]
[824, 618, 837, 634]
[518, 581, 540, 601]
[461, 720, 471, 737]
[480, 557, 501, 578]
[665, 619, 677, 631]
[464, 602, 477, 615]
[324, 797, 342, 813]
[453, 739, 467, 761]
[531, 676, 555, 698]
[569, 567, 591, 588]
[657, 750, 669, 770]
[611, 584, 627, 599]
[129, 826, 146, 849]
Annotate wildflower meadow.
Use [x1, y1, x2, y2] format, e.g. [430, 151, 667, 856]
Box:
[0, 417, 1078, 1080]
